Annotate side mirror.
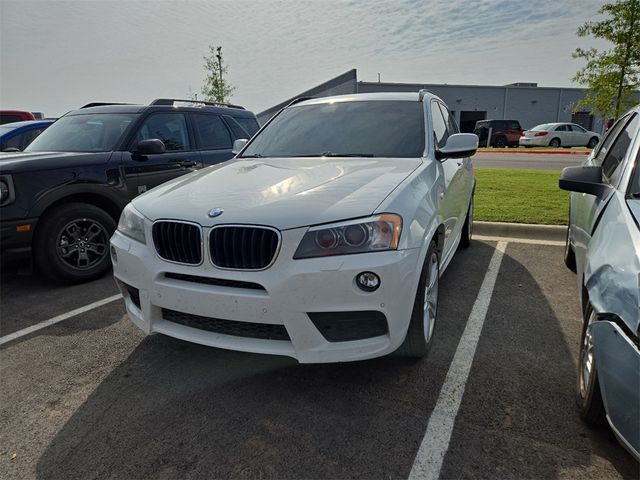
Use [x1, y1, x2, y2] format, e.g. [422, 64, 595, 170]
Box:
[232, 138, 248, 155]
[2, 147, 21, 153]
[436, 133, 478, 160]
[136, 139, 166, 156]
[559, 166, 611, 199]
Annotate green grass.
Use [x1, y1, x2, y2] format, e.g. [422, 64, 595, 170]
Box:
[474, 168, 569, 225]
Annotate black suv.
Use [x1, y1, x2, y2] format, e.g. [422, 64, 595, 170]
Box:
[0, 98, 259, 282]
[473, 119, 523, 148]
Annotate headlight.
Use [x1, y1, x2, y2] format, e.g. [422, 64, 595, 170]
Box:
[117, 203, 147, 244]
[293, 214, 402, 259]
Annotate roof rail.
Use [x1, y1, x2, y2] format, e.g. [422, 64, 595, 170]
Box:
[284, 96, 316, 108]
[418, 89, 431, 102]
[150, 98, 245, 110]
[81, 102, 133, 109]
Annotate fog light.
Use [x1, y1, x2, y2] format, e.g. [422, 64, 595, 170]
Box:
[110, 246, 117, 263]
[356, 271, 380, 292]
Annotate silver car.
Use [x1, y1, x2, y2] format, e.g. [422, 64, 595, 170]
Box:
[560, 106, 640, 460]
[520, 122, 601, 148]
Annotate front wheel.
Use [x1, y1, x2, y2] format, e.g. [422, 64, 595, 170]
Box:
[397, 240, 439, 358]
[564, 225, 576, 273]
[34, 203, 116, 283]
[577, 305, 606, 424]
[459, 196, 473, 249]
[493, 136, 507, 148]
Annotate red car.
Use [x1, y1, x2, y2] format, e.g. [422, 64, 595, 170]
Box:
[473, 119, 524, 148]
[0, 110, 36, 125]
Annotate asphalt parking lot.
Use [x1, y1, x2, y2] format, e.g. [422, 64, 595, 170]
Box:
[1, 237, 638, 479]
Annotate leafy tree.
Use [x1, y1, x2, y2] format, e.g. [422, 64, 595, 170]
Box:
[573, 0, 640, 119]
[201, 45, 236, 104]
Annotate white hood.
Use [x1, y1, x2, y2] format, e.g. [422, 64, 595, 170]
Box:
[132, 157, 422, 230]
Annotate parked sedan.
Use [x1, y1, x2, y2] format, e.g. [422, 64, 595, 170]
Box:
[110, 92, 478, 363]
[520, 122, 600, 148]
[560, 106, 640, 461]
[0, 119, 54, 152]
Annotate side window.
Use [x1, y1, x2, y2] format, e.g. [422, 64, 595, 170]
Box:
[438, 103, 459, 136]
[571, 124, 586, 133]
[556, 125, 568, 132]
[223, 115, 250, 139]
[594, 115, 631, 165]
[431, 102, 448, 149]
[601, 114, 639, 184]
[193, 114, 232, 149]
[507, 121, 520, 130]
[3, 133, 22, 150]
[235, 117, 260, 137]
[136, 113, 191, 151]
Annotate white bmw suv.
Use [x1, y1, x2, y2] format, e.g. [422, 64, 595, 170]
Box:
[110, 92, 478, 363]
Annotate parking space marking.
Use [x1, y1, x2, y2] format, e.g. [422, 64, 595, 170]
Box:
[408, 241, 507, 480]
[0, 294, 122, 346]
[474, 235, 564, 246]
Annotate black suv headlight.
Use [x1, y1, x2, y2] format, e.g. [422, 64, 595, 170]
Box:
[0, 175, 14, 206]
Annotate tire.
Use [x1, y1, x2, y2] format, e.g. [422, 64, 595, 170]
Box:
[459, 196, 473, 249]
[493, 136, 507, 148]
[587, 137, 599, 149]
[34, 203, 116, 283]
[577, 304, 606, 425]
[549, 138, 561, 148]
[397, 240, 439, 358]
[564, 225, 576, 273]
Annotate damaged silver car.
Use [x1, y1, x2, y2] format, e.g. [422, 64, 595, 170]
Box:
[560, 106, 640, 461]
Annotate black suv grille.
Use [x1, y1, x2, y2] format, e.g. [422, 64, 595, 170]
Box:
[152, 221, 202, 265]
[162, 309, 290, 341]
[209, 226, 279, 269]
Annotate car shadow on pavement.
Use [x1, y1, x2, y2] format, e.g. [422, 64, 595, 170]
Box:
[33, 242, 637, 479]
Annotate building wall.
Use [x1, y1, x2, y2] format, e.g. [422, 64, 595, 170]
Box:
[257, 69, 618, 133]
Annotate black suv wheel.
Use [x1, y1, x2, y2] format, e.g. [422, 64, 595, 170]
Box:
[34, 203, 116, 283]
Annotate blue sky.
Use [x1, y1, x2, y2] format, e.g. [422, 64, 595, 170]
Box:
[0, 0, 607, 117]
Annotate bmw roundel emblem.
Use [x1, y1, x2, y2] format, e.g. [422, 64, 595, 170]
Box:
[208, 207, 224, 218]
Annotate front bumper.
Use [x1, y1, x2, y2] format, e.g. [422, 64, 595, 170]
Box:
[110, 228, 422, 363]
[1, 217, 36, 254]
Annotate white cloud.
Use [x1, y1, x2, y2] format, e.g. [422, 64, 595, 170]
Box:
[0, 0, 608, 117]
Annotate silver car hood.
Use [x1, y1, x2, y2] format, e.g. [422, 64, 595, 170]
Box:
[132, 157, 422, 229]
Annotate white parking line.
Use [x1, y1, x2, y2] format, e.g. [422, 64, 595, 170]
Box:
[408, 240, 508, 480]
[0, 294, 122, 346]
[475, 235, 564, 246]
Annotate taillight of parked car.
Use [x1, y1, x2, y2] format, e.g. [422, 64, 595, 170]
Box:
[534, 131, 549, 137]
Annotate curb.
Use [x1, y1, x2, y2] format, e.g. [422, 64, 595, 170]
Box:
[473, 221, 566, 242]
[476, 149, 591, 156]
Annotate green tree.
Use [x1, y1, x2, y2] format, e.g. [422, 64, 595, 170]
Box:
[573, 0, 640, 119]
[201, 45, 236, 104]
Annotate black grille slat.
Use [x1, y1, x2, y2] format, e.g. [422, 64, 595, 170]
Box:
[152, 221, 202, 265]
[210, 226, 278, 269]
[162, 308, 290, 341]
[164, 272, 266, 291]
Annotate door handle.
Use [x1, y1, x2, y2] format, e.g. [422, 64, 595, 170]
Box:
[171, 160, 197, 168]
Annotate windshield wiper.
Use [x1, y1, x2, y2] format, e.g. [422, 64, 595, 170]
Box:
[239, 153, 268, 158]
[296, 152, 375, 158]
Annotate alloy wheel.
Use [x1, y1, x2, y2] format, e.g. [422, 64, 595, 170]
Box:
[423, 252, 439, 343]
[56, 218, 109, 270]
[579, 310, 597, 398]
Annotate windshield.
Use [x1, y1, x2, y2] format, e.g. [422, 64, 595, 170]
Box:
[241, 101, 425, 158]
[25, 113, 137, 152]
[531, 124, 553, 131]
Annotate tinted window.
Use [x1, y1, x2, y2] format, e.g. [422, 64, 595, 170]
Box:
[438, 103, 459, 136]
[493, 121, 507, 130]
[507, 121, 521, 130]
[629, 149, 640, 195]
[193, 114, 232, 149]
[136, 113, 190, 151]
[601, 114, 639, 183]
[431, 102, 449, 149]
[235, 117, 260, 136]
[242, 101, 425, 158]
[26, 114, 136, 152]
[556, 125, 569, 132]
[0, 115, 23, 125]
